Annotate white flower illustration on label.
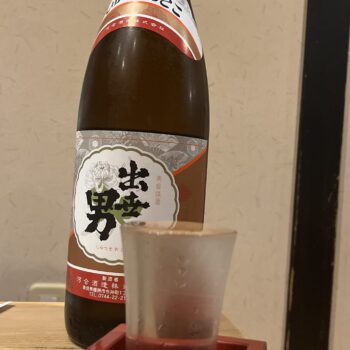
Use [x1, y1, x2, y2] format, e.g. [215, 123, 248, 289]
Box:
[74, 145, 179, 265]
[85, 161, 119, 193]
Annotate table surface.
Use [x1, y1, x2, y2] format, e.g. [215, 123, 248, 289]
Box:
[0, 302, 242, 350]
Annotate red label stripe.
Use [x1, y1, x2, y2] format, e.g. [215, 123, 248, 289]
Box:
[93, 15, 195, 60]
[66, 263, 125, 304]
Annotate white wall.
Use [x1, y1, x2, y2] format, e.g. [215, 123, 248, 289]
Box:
[0, 0, 104, 300]
[0, 1, 305, 349]
[200, 2, 305, 348]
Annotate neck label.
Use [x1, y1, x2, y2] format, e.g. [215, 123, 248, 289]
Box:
[93, 0, 203, 60]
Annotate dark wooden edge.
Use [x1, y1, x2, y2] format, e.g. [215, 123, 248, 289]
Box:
[285, 0, 350, 349]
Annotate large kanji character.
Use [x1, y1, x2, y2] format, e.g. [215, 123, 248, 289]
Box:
[115, 192, 150, 218]
[85, 188, 120, 241]
[119, 160, 150, 192]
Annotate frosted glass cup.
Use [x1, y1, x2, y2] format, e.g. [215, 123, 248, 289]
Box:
[121, 222, 237, 350]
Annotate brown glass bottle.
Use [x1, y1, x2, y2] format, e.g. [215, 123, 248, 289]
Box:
[65, 0, 209, 347]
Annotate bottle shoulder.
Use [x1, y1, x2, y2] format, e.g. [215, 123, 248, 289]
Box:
[77, 28, 209, 140]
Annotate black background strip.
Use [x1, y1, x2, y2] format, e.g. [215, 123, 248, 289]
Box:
[285, 1, 350, 350]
